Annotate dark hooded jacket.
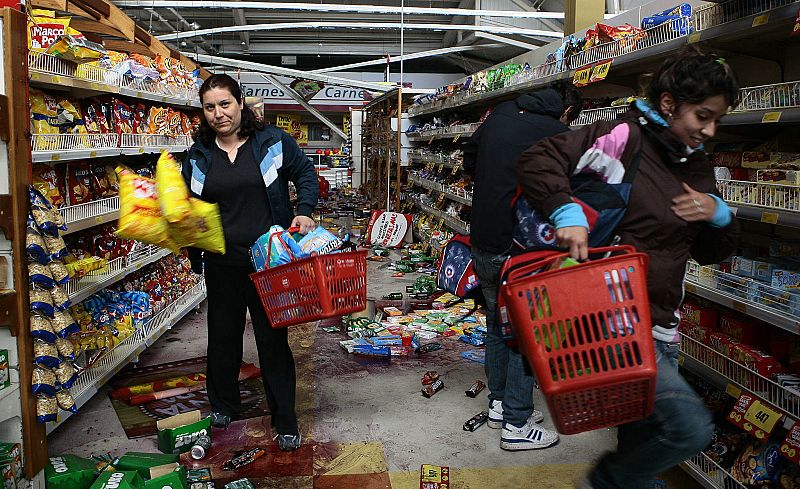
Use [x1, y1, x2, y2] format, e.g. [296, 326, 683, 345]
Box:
[463, 88, 569, 254]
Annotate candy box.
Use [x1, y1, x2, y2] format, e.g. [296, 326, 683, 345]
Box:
[420, 464, 450, 489]
[752, 259, 778, 283]
[731, 344, 787, 381]
[0, 349, 9, 391]
[143, 464, 187, 489]
[116, 452, 179, 479]
[680, 300, 718, 328]
[718, 313, 765, 347]
[156, 410, 211, 454]
[770, 239, 800, 258]
[45, 454, 97, 489]
[732, 256, 755, 279]
[772, 269, 800, 290]
[89, 471, 144, 489]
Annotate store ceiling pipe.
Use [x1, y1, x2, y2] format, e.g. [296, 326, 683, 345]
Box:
[159, 21, 564, 41]
[311, 43, 504, 73]
[184, 53, 392, 92]
[117, 1, 567, 19]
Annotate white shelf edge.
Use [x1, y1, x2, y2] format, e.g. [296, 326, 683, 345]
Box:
[67, 248, 171, 304]
[680, 452, 746, 489]
[46, 281, 206, 435]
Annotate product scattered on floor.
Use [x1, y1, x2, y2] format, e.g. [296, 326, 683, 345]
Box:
[223, 479, 256, 489]
[190, 435, 212, 460]
[420, 464, 450, 489]
[465, 380, 485, 398]
[46, 455, 105, 489]
[221, 448, 266, 472]
[463, 411, 489, 432]
[156, 410, 211, 454]
[421, 371, 439, 385]
[421, 378, 445, 398]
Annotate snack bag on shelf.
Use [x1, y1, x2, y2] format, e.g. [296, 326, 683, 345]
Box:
[113, 99, 135, 135]
[45, 34, 105, 63]
[731, 442, 785, 486]
[89, 162, 119, 199]
[27, 9, 70, 52]
[32, 163, 66, 208]
[115, 166, 178, 253]
[66, 161, 95, 205]
[167, 108, 182, 137]
[133, 103, 149, 134]
[148, 106, 169, 135]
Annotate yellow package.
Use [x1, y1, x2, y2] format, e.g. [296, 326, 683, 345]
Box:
[28, 11, 70, 51]
[65, 256, 109, 278]
[29, 89, 58, 135]
[188, 198, 225, 254]
[155, 151, 192, 223]
[116, 166, 179, 253]
[46, 32, 105, 63]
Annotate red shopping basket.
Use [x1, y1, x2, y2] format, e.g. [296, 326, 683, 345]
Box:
[499, 246, 657, 435]
[250, 233, 367, 327]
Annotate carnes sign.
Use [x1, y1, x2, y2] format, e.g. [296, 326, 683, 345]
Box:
[238, 74, 369, 106]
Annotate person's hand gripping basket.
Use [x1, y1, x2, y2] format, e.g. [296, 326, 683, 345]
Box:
[250, 226, 367, 328]
[498, 245, 657, 435]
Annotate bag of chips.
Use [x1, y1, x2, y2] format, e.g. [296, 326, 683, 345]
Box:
[32, 164, 66, 208]
[66, 161, 94, 205]
[36, 395, 58, 423]
[155, 151, 191, 223]
[89, 162, 118, 199]
[186, 198, 225, 254]
[29, 263, 56, 289]
[52, 309, 79, 338]
[27, 225, 51, 264]
[30, 288, 55, 318]
[116, 166, 178, 252]
[48, 260, 70, 285]
[34, 339, 60, 368]
[27, 10, 70, 51]
[32, 366, 57, 396]
[30, 314, 57, 343]
[54, 360, 77, 388]
[113, 98, 134, 135]
[45, 34, 105, 63]
[55, 337, 76, 362]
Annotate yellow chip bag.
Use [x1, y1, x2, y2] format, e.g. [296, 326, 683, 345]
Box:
[28, 12, 70, 51]
[116, 166, 178, 253]
[45, 33, 105, 63]
[188, 198, 225, 254]
[155, 151, 192, 223]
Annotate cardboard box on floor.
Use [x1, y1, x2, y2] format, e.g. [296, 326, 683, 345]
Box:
[156, 410, 211, 454]
[90, 470, 144, 489]
[144, 463, 188, 489]
[116, 452, 180, 479]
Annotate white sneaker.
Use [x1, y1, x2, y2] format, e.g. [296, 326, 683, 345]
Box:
[500, 417, 559, 450]
[487, 400, 544, 429]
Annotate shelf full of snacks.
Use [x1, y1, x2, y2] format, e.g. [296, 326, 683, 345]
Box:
[46, 280, 205, 434]
[408, 1, 800, 120]
[679, 452, 747, 489]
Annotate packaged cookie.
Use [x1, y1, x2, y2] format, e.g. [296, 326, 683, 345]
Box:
[55, 337, 75, 362]
[55, 389, 77, 413]
[30, 314, 57, 343]
[36, 395, 57, 423]
[54, 360, 77, 389]
[29, 262, 56, 289]
[33, 338, 59, 369]
[51, 310, 79, 338]
[49, 284, 70, 311]
[30, 288, 55, 317]
[48, 260, 70, 285]
[32, 366, 57, 396]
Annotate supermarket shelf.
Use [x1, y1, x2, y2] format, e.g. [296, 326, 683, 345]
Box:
[408, 174, 472, 205]
[717, 179, 800, 227]
[680, 452, 746, 489]
[681, 334, 800, 421]
[684, 262, 800, 335]
[28, 52, 201, 109]
[65, 246, 171, 304]
[60, 197, 119, 235]
[47, 280, 206, 435]
[406, 123, 480, 141]
[409, 1, 800, 118]
[571, 106, 629, 127]
[0, 384, 21, 424]
[31, 133, 192, 163]
[412, 200, 470, 235]
[722, 107, 800, 125]
[408, 153, 462, 169]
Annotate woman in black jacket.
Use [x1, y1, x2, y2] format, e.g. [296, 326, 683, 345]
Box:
[182, 74, 319, 451]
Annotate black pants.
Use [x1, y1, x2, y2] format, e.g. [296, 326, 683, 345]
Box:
[205, 262, 298, 435]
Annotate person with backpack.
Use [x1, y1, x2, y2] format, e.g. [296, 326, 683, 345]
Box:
[516, 46, 740, 488]
[463, 81, 583, 450]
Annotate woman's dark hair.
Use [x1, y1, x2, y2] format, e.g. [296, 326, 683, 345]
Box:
[548, 79, 583, 123]
[196, 73, 263, 143]
[646, 45, 739, 115]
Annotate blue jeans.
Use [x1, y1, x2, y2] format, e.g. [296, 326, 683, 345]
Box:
[590, 340, 713, 489]
[472, 247, 536, 427]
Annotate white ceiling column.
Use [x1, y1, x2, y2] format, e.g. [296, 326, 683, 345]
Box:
[233, 9, 250, 51]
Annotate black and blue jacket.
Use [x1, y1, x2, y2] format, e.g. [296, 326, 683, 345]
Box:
[181, 124, 319, 227]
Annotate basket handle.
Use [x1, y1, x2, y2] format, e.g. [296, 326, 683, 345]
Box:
[504, 245, 638, 283]
[265, 227, 304, 267]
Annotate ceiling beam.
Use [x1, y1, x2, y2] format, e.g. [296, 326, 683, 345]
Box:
[443, 0, 474, 47]
[261, 74, 347, 139]
[184, 53, 391, 91]
[116, 0, 566, 19]
[233, 9, 250, 51]
[474, 31, 540, 50]
[159, 21, 564, 41]
[212, 41, 441, 56]
[311, 43, 504, 73]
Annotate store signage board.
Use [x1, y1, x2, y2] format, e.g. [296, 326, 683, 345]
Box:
[238, 73, 369, 108]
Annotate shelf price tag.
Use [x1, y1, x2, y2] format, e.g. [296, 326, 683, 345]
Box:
[728, 393, 781, 440]
[453, 134, 461, 143]
[781, 422, 800, 464]
[752, 13, 770, 27]
[761, 211, 779, 224]
[762, 112, 782, 123]
[793, 7, 800, 36]
[573, 66, 592, 87]
[589, 60, 613, 84]
[687, 32, 702, 44]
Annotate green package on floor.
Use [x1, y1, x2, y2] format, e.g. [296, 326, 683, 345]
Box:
[143, 465, 187, 489]
[90, 470, 144, 489]
[116, 452, 180, 479]
[46, 454, 98, 489]
[156, 410, 211, 454]
[224, 479, 256, 489]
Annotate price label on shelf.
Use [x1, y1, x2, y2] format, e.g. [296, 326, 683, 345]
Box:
[752, 13, 770, 27]
[453, 134, 461, 143]
[726, 383, 742, 399]
[687, 32, 702, 44]
[589, 60, 613, 84]
[50, 154, 60, 161]
[732, 300, 748, 314]
[793, 7, 800, 36]
[781, 422, 800, 464]
[761, 211, 779, 224]
[89, 151, 97, 158]
[573, 66, 592, 87]
[728, 393, 781, 440]
[762, 112, 782, 123]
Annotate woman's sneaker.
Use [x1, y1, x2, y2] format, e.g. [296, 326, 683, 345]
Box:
[500, 416, 559, 450]
[487, 400, 544, 429]
[275, 433, 302, 452]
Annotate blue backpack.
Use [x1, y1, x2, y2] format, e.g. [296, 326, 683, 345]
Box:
[436, 234, 480, 297]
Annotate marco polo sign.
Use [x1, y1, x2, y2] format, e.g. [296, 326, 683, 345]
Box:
[238, 72, 370, 110]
